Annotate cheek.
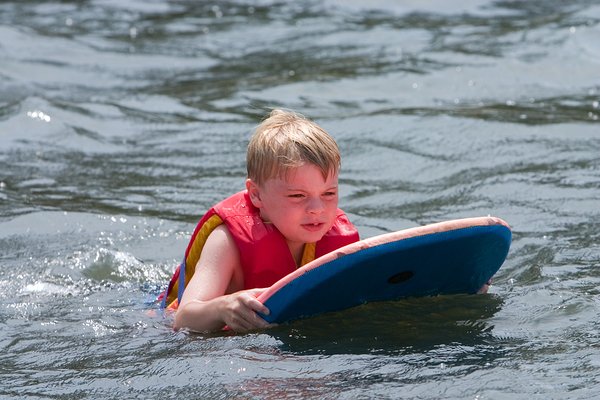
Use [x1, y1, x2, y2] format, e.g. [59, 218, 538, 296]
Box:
[327, 198, 339, 212]
[266, 199, 297, 221]
[327, 205, 338, 221]
[280, 202, 302, 217]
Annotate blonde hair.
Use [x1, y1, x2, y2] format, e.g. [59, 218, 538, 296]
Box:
[247, 109, 341, 186]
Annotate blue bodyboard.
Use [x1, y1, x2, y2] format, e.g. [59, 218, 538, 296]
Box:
[257, 217, 511, 324]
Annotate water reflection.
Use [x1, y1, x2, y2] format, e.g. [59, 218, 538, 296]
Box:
[265, 295, 504, 355]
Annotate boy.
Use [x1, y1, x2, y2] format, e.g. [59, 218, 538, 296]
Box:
[159, 109, 359, 333]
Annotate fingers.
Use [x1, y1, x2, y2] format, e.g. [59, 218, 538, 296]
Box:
[223, 291, 274, 332]
[247, 292, 270, 316]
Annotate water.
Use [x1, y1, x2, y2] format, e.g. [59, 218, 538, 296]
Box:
[1, 0, 599, 398]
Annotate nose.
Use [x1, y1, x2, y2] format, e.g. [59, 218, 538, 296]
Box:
[306, 196, 324, 215]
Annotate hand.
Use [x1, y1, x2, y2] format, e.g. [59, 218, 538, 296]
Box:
[221, 288, 275, 332]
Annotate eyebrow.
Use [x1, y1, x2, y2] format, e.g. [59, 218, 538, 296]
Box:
[284, 185, 338, 192]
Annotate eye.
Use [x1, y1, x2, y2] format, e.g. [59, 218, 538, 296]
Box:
[287, 193, 305, 199]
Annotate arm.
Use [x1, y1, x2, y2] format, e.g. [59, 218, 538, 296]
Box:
[173, 224, 273, 333]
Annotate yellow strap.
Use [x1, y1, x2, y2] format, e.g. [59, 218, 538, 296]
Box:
[166, 214, 223, 306]
[300, 242, 316, 266]
[185, 214, 224, 278]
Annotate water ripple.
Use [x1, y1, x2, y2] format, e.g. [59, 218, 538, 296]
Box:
[2, 0, 600, 398]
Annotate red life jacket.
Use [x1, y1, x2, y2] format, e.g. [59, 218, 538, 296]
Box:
[159, 191, 359, 309]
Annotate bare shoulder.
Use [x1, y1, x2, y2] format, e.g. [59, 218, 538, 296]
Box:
[207, 223, 235, 245]
[201, 223, 239, 264]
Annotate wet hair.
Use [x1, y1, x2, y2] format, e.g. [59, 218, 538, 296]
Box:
[247, 109, 341, 185]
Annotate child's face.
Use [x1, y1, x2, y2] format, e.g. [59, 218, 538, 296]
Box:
[247, 163, 339, 248]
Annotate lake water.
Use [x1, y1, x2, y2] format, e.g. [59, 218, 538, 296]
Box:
[1, 1, 599, 398]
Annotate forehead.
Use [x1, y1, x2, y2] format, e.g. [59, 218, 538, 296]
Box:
[267, 163, 338, 188]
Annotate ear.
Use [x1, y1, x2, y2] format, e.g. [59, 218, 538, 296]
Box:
[245, 179, 263, 208]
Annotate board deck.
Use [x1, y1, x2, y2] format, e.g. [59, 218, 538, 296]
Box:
[257, 216, 511, 324]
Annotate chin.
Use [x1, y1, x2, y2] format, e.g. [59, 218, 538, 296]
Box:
[305, 231, 327, 243]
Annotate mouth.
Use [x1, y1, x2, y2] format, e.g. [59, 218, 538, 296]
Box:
[301, 222, 325, 232]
